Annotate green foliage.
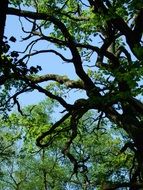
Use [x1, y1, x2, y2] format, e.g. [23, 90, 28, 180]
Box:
[2, 0, 143, 189]
[0, 38, 42, 116]
[0, 100, 133, 189]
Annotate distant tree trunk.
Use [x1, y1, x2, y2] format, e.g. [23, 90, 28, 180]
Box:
[42, 149, 48, 190]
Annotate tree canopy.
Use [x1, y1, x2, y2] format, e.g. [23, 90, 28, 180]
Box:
[0, 100, 133, 190]
[0, 0, 143, 189]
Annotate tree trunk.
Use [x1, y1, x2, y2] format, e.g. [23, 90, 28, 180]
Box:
[0, 0, 9, 48]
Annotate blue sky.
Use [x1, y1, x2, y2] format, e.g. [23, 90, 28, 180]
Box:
[5, 13, 87, 116]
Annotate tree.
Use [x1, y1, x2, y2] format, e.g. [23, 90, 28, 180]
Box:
[0, 100, 133, 190]
[0, 100, 70, 190]
[1, 0, 143, 189]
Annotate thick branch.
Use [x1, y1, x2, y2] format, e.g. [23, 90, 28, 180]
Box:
[133, 8, 143, 43]
[76, 42, 120, 65]
[87, 1, 142, 59]
[88, 0, 107, 13]
[29, 83, 72, 110]
[7, 7, 100, 94]
[36, 112, 70, 147]
[29, 74, 85, 89]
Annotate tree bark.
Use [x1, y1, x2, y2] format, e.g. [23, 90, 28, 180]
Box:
[0, 0, 9, 47]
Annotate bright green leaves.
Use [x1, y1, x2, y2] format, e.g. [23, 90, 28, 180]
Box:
[0, 98, 135, 189]
[10, 0, 33, 7]
[0, 99, 70, 189]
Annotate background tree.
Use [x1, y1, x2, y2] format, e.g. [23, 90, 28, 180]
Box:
[0, 99, 133, 189]
[0, 0, 143, 189]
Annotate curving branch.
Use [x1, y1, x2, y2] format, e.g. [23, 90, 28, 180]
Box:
[19, 49, 73, 63]
[76, 42, 120, 66]
[36, 112, 71, 147]
[87, 0, 142, 60]
[29, 74, 85, 89]
[31, 31, 68, 46]
[28, 82, 73, 110]
[7, 7, 100, 94]
[62, 108, 86, 174]
[133, 8, 143, 43]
